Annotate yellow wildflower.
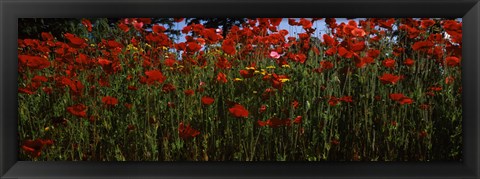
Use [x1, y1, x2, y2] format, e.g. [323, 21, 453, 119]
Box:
[282, 64, 291, 68]
[266, 66, 276, 69]
[279, 78, 290, 83]
[234, 78, 243, 82]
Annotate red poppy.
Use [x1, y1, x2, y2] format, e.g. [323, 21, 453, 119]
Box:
[64, 33, 86, 48]
[124, 103, 133, 109]
[412, 41, 434, 51]
[118, 23, 130, 32]
[61, 78, 85, 96]
[164, 58, 177, 67]
[293, 116, 302, 124]
[178, 122, 200, 140]
[351, 28, 366, 37]
[320, 61, 334, 70]
[240, 69, 255, 78]
[445, 76, 455, 84]
[128, 86, 138, 91]
[21, 139, 53, 158]
[382, 58, 396, 69]
[81, 19, 92, 32]
[259, 105, 267, 114]
[184, 89, 195, 96]
[379, 73, 402, 85]
[201, 96, 215, 106]
[340, 96, 353, 103]
[145, 70, 166, 85]
[445, 56, 460, 67]
[421, 19, 436, 29]
[152, 24, 166, 34]
[229, 104, 249, 118]
[215, 57, 232, 69]
[328, 96, 340, 106]
[399, 97, 413, 105]
[404, 58, 415, 66]
[323, 34, 337, 47]
[257, 120, 268, 127]
[19, 55, 51, 70]
[162, 83, 176, 93]
[41, 32, 54, 41]
[216, 72, 228, 83]
[66, 104, 87, 118]
[293, 53, 307, 63]
[222, 39, 236, 55]
[389, 93, 405, 101]
[291, 100, 299, 109]
[102, 96, 118, 106]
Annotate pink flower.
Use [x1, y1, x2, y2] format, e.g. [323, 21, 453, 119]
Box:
[270, 51, 281, 59]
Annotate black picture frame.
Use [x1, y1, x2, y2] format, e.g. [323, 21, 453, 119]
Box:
[1, 0, 479, 178]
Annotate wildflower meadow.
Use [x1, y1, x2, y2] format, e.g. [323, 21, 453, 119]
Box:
[18, 18, 462, 161]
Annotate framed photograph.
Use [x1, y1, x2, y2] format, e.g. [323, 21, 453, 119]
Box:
[1, 0, 479, 178]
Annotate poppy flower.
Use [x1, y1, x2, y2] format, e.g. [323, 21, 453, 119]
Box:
[445, 56, 460, 67]
[118, 23, 130, 32]
[152, 24, 166, 34]
[320, 61, 334, 70]
[293, 116, 302, 124]
[132, 21, 144, 31]
[184, 89, 195, 96]
[445, 76, 455, 84]
[267, 118, 292, 128]
[257, 120, 268, 127]
[62, 78, 85, 96]
[340, 96, 353, 103]
[291, 100, 299, 109]
[64, 33, 86, 48]
[270, 51, 281, 59]
[379, 73, 402, 85]
[102, 96, 118, 106]
[240, 69, 254, 78]
[19, 55, 51, 70]
[215, 57, 232, 69]
[259, 105, 267, 114]
[328, 96, 340, 106]
[382, 58, 396, 69]
[351, 28, 366, 37]
[421, 19, 436, 29]
[367, 49, 380, 58]
[404, 58, 415, 66]
[162, 83, 176, 93]
[21, 139, 53, 158]
[66, 104, 87, 118]
[412, 41, 434, 51]
[229, 104, 249, 118]
[222, 39, 236, 55]
[145, 70, 166, 85]
[164, 58, 177, 67]
[41, 32, 54, 41]
[178, 122, 200, 140]
[81, 19, 92, 32]
[201, 96, 215, 106]
[216, 72, 228, 83]
[399, 97, 414, 105]
[389, 93, 405, 101]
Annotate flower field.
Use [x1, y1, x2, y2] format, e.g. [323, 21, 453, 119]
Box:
[18, 18, 462, 161]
